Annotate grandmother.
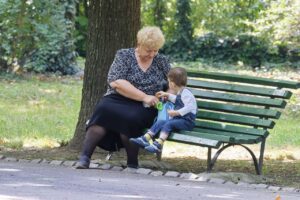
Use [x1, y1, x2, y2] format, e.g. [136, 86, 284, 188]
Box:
[76, 26, 171, 169]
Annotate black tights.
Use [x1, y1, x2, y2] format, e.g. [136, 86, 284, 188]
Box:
[120, 133, 139, 167]
[81, 125, 139, 167]
[82, 125, 106, 159]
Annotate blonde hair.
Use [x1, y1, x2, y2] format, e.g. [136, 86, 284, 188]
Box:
[137, 26, 165, 49]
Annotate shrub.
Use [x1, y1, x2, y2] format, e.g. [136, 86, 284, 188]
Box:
[0, 0, 78, 75]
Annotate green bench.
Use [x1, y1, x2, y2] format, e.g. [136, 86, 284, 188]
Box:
[162, 71, 300, 175]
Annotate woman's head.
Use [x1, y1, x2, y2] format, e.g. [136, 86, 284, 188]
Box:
[167, 67, 187, 88]
[137, 26, 165, 50]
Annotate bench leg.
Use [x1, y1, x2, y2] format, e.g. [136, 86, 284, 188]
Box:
[207, 147, 212, 172]
[156, 152, 162, 161]
[156, 146, 163, 161]
[207, 144, 262, 175]
[258, 138, 266, 175]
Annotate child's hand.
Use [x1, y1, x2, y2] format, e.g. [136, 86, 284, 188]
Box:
[156, 91, 169, 99]
[167, 110, 180, 117]
[143, 95, 159, 107]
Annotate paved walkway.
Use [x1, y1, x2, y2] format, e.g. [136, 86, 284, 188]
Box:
[1, 160, 300, 200]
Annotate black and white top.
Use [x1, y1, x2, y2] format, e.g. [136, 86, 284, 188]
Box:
[106, 48, 171, 96]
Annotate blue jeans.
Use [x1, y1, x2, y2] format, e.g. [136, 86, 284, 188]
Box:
[149, 119, 194, 137]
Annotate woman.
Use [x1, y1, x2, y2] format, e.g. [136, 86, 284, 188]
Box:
[76, 26, 171, 169]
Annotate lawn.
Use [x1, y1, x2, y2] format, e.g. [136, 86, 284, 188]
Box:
[0, 69, 300, 188]
[0, 70, 300, 149]
[0, 73, 81, 149]
[1, 68, 299, 150]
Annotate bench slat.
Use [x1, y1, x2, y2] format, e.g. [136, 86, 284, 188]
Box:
[190, 88, 287, 108]
[188, 71, 300, 89]
[197, 111, 275, 128]
[168, 132, 222, 148]
[197, 100, 281, 119]
[187, 79, 292, 99]
[169, 131, 232, 147]
[170, 129, 262, 147]
[191, 128, 263, 144]
[195, 121, 269, 137]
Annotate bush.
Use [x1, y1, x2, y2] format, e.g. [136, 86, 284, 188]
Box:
[164, 33, 299, 69]
[0, 0, 78, 75]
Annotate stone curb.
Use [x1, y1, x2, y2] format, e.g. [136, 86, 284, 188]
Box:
[0, 154, 299, 193]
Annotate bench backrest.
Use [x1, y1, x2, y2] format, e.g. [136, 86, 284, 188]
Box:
[184, 71, 300, 146]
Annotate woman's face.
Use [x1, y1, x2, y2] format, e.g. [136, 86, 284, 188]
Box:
[137, 45, 159, 61]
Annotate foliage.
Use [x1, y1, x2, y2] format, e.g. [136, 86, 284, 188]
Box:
[162, 0, 194, 61]
[141, 0, 176, 39]
[74, 0, 88, 57]
[252, 0, 300, 63]
[141, 0, 299, 67]
[0, 0, 78, 75]
[190, 0, 264, 36]
[192, 33, 269, 67]
[1, 0, 299, 71]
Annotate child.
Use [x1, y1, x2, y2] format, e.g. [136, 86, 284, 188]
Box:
[130, 67, 197, 153]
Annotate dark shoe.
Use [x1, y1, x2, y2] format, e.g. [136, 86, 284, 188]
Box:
[145, 140, 162, 153]
[130, 136, 151, 148]
[75, 155, 90, 169]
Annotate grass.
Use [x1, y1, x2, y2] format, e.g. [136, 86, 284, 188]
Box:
[0, 72, 81, 149]
[0, 71, 299, 149]
[269, 116, 300, 147]
[0, 68, 300, 188]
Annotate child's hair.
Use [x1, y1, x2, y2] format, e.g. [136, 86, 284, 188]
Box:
[167, 67, 187, 87]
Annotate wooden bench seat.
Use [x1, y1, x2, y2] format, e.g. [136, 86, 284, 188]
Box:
[162, 71, 300, 175]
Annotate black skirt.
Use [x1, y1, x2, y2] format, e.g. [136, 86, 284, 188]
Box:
[86, 94, 157, 151]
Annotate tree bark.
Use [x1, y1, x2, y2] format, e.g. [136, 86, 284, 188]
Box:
[69, 0, 141, 150]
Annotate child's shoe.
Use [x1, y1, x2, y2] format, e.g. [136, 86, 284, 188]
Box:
[130, 136, 151, 148]
[145, 140, 162, 153]
[75, 155, 90, 169]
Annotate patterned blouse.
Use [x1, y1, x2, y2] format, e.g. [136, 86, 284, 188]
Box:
[106, 48, 171, 96]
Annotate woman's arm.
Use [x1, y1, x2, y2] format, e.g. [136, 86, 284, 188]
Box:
[110, 79, 159, 106]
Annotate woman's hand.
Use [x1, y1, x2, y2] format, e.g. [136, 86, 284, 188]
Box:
[156, 91, 169, 102]
[156, 91, 169, 98]
[167, 110, 180, 117]
[143, 95, 159, 107]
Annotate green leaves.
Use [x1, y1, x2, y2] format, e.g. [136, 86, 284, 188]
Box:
[0, 0, 78, 74]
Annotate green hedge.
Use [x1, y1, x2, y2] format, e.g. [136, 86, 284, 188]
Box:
[162, 33, 299, 68]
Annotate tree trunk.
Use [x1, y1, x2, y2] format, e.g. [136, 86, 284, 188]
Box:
[69, 0, 141, 150]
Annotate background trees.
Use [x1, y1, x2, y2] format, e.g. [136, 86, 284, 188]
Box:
[141, 0, 299, 66]
[0, 0, 78, 74]
[0, 0, 299, 74]
[252, 0, 300, 63]
[162, 0, 194, 61]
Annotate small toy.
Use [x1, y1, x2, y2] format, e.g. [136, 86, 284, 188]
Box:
[155, 102, 163, 111]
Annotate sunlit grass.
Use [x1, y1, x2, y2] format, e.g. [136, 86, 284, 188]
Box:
[0, 71, 299, 150]
[0, 73, 82, 149]
[269, 115, 300, 147]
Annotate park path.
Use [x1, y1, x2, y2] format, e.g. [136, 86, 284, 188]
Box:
[0, 160, 299, 200]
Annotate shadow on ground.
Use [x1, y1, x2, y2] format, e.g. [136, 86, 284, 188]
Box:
[0, 146, 299, 189]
